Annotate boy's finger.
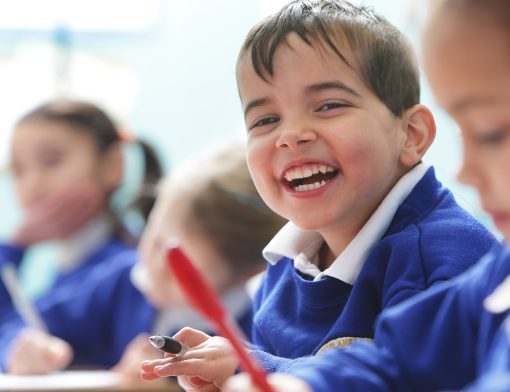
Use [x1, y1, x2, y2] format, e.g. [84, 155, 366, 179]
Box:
[140, 358, 172, 370]
[173, 327, 211, 348]
[153, 358, 207, 378]
[140, 370, 161, 381]
[188, 375, 210, 386]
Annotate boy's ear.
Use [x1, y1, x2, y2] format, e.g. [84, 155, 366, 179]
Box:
[399, 104, 436, 167]
[101, 143, 124, 192]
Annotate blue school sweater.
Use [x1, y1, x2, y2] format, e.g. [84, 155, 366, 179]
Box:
[285, 243, 510, 392]
[0, 242, 254, 370]
[250, 168, 496, 372]
[0, 243, 25, 314]
[0, 238, 156, 370]
[0, 237, 135, 323]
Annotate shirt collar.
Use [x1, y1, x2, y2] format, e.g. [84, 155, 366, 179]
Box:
[262, 163, 429, 284]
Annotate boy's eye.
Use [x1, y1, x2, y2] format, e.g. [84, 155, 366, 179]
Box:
[250, 116, 279, 130]
[316, 102, 347, 112]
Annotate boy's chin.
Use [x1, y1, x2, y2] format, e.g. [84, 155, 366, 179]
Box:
[290, 219, 324, 232]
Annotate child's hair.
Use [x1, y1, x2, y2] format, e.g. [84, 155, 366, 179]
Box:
[16, 99, 163, 239]
[237, 0, 419, 117]
[159, 141, 287, 275]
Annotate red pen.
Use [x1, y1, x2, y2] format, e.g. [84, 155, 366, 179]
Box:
[165, 239, 275, 392]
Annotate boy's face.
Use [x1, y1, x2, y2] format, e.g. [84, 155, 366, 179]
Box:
[423, 9, 510, 239]
[238, 33, 408, 251]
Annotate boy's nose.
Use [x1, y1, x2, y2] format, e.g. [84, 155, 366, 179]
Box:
[275, 124, 317, 150]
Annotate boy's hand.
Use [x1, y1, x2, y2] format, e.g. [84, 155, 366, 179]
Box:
[11, 185, 103, 247]
[140, 327, 239, 390]
[6, 328, 73, 374]
[176, 375, 219, 392]
[112, 333, 161, 380]
[222, 372, 313, 392]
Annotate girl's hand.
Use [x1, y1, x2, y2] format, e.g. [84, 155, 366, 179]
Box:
[140, 327, 239, 390]
[6, 328, 73, 374]
[11, 185, 103, 247]
[222, 372, 313, 392]
[112, 333, 161, 380]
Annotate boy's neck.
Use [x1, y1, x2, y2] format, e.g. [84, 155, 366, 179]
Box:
[318, 243, 336, 271]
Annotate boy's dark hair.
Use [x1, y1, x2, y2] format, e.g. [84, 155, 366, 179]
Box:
[237, 0, 419, 117]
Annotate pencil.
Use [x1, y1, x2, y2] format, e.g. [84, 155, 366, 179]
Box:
[0, 262, 47, 332]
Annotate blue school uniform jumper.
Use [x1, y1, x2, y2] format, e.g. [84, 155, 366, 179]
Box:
[0, 242, 254, 370]
[0, 236, 154, 370]
[0, 215, 134, 320]
[250, 164, 497, 372]
[284, 243, 510, 392]
[0, 240, 136, 325]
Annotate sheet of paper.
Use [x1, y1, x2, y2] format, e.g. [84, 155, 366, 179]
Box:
[0, 370, 120, 390]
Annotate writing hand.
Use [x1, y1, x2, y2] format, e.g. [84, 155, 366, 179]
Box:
[6, 328, 73, 374]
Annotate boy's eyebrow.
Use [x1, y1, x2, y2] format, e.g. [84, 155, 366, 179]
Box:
[243, 81, 361, 118]
[244, 97, 270, 118]
[306, 81, 361, 97]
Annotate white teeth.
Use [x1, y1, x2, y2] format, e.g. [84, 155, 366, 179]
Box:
[294, 180, 327, 192]
[284, 164, 336, 181]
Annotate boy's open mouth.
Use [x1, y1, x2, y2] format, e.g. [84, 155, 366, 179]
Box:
[282, 164, 338, 192]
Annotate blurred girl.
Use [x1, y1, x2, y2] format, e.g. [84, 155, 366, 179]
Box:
[0, 99, 162, 373]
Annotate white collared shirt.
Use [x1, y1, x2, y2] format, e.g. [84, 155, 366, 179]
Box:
[262, 163, 429, 284]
